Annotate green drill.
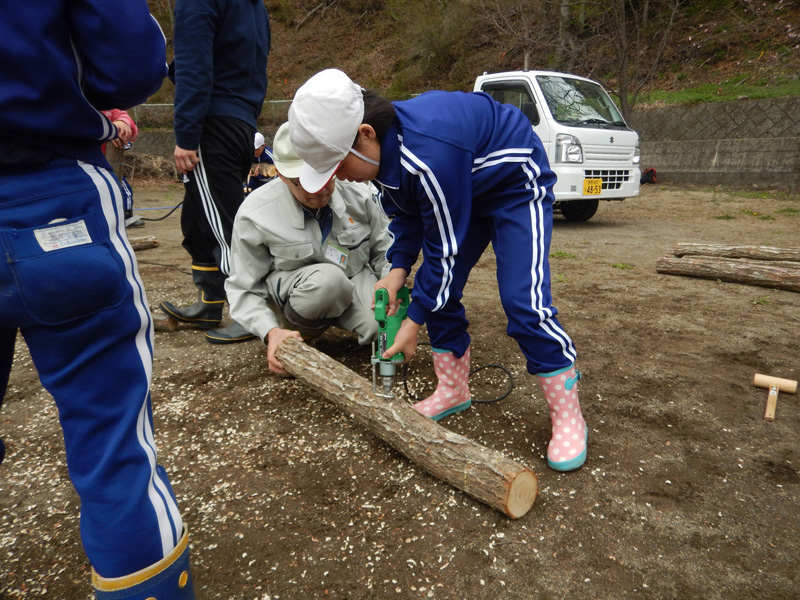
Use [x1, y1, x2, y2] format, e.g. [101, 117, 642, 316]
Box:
[371, 286, 410, 398]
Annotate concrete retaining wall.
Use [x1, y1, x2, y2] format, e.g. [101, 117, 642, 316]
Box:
[629, 96, 800, 191]
[132, 96, 800, 191]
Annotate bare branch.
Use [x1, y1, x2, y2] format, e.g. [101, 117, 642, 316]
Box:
[296, 1, 340, 30]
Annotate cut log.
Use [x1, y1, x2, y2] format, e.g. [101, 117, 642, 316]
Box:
[128, 235, 159, 251]
[275, 337, 538, 518]
[656, 256, 800, 292]
[673, 243, 800, 264]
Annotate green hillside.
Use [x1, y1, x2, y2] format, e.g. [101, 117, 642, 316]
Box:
[149, 0, 799, 110]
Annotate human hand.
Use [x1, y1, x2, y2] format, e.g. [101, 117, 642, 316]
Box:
[174, 146, 200, 175]
[382, 318, 421, 364]
[266, 328, 303, 374]
[373, 268, 408, 316]
[111, 120, 133, 148]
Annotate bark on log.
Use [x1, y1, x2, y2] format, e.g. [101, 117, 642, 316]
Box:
[656, 256, 800, 292]
[128, 236, 159, 251]
[673, 243, 800, 263]
[275, 337, 538, 518]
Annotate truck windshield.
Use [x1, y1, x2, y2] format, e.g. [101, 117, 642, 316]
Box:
[536, 75, 626, 127]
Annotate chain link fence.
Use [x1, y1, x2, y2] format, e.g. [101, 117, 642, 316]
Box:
[130, 100, 292, 131]
[125, 97, 800, 189]
[123, 101, 291, 179]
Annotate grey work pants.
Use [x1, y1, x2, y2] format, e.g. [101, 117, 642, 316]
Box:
[267, 263, 379, 345]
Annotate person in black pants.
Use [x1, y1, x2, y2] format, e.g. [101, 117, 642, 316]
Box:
[160, 0, 271, 345]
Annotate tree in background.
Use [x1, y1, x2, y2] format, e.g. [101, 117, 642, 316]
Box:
[589, 0, 682, 118]
[142, 0, 798, 109]
[149, 0, 174, 31]
[475, 0, 682, 118]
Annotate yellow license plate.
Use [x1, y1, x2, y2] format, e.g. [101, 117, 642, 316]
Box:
[583, 178, 602, 195]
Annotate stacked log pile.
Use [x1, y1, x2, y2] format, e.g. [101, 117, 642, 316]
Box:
[656, 244, 800, 293]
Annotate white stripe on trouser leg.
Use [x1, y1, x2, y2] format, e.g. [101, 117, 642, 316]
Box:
[525, 175, 576, 363]
[80, 162, 180, 555]
[89, 164, 155, 350]
[194, 147, 232, 275]
[136, 403, 180, 554]
[140, 401, 183, 548]
[194, 157, 229, 273]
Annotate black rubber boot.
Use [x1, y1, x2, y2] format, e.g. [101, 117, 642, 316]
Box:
[205, 321, 257, 344]
[160, 264, 226, 329]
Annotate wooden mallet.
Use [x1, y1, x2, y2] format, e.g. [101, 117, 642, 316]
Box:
[754, 373, 797, 421]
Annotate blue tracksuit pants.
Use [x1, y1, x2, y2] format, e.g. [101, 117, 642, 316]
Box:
[423, 172, 577, 375]
[0, 158, 183, 577]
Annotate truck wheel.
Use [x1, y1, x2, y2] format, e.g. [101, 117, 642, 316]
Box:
[559, 199, 599, 222]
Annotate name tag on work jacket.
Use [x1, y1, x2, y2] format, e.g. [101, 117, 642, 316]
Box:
[325, 242, 349, 268]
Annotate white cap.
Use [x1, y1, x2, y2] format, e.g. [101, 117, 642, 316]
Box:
[271, 122, 304, 179]
[288, 68, 364, 193]
[254, 132, 265, 149]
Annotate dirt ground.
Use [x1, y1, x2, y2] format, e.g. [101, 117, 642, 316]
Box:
[2, 181, 799, 600]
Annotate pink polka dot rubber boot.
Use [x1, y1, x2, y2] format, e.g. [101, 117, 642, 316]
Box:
[538, 364, 587, 471]
[412, 347, 472, 421]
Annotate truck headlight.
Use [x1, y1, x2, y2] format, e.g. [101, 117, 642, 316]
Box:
[555, 133, 583, 163]
[633, 139, 641, 165]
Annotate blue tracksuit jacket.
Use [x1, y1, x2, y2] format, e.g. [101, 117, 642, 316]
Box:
[375, 91, 577, 373]
[0, 1, 167, 170]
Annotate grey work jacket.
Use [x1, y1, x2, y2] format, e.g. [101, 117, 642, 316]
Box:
[226, 178, 392, 341]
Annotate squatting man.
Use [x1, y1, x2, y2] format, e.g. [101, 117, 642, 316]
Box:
[225, 122, 392, 373]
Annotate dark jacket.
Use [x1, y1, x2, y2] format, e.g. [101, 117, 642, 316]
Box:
[173, 0, 270, 150]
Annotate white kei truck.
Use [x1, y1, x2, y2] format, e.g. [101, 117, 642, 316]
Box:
[474, 70, 641, 221]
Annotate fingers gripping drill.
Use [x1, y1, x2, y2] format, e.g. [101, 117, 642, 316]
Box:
[371, 286, 409, 398]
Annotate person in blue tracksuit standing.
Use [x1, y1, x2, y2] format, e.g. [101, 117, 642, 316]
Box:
[289, 69, 588, 472]
[160, 0, 271, 346]
[0, 1, 197, 599]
